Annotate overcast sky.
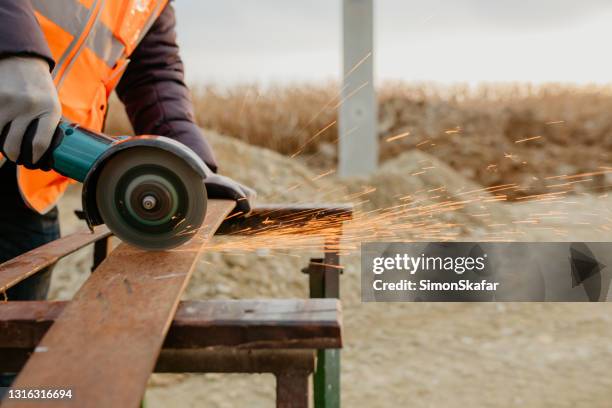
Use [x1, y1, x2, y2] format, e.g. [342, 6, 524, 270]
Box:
[173, 1, 612, 85]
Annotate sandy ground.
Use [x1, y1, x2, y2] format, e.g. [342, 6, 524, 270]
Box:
[49, 132, 612, 407]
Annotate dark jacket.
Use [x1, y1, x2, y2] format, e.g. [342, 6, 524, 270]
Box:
[0, 1, 218, 172]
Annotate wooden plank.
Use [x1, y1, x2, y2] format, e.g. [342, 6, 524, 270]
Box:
[166, 298, 342, 350]
[0, 299, 342, 350]
[276, 369, 310, 408]
[155, 349, 315, 374]
[0, 226, 111, 294]
[0, 349, 317, 376]
[4, 200, 235, 408]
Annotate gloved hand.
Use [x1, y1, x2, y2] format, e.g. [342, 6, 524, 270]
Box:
[0, 57, 61, 168]
[202, 164, 256, 214]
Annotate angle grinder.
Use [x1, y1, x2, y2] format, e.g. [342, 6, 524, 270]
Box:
[40, 120, 208, 250]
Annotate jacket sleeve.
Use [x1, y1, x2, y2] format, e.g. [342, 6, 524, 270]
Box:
[115, 3, 218, 172]
[0, 2, 54, 70]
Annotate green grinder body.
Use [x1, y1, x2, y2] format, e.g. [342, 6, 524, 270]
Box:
[51, 121, 120, 183]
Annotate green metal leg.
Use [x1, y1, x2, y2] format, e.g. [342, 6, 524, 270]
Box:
[314, 349, 340, 408]
[304, 237, 342, 408]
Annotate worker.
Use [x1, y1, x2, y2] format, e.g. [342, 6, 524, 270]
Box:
[0, 2, 254, 300]
[0, 0, 255, 392]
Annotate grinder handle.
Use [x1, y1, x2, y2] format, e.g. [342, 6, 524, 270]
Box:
[35, 125, 65, 171]
[36, 120, 117, 182]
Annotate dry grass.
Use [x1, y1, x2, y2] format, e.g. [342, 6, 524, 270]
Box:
[105, 82, 612, 199]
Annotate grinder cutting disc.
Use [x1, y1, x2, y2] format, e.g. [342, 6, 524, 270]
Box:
[95, 147, 207, 250]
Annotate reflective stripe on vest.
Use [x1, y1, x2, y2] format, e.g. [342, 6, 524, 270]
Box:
[31, 0, 125, 83]
[19, 0, 168, 214]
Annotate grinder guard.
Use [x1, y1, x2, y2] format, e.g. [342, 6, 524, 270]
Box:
[81, 136, 208, 231]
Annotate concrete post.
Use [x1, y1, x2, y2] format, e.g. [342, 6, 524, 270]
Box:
[339, 0, 378, 177]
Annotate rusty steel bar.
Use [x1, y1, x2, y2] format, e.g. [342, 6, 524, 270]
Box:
[0, 226, 110, 294]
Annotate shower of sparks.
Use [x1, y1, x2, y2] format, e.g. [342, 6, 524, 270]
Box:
[444, 127, 462, 135]
[168, 169, 612, 257]
[291, 120, 336, 158]
[288, 63, 372, 162]
[346, 186, 377, 200]
[343, 51, 372, 79]
[170, 92, 612, 258]
[311, 169, 336, 181]
[332, 81, 370, 110]
[515, 135, 542, 144]
[302, 83, 349, 130]
[545, 169, 612, 180]
[385, 132, 411, 143]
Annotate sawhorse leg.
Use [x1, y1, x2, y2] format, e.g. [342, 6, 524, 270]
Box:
[304, 237, 341, 408]
[276, 370, 310, 408]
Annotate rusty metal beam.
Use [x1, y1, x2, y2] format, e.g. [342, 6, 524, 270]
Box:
[4, 200, 235, 408]
[0, 226, 110, 294]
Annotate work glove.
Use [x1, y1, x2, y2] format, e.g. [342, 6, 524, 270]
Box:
[202, 164, 256, 215]
[0, 57, 61, 168]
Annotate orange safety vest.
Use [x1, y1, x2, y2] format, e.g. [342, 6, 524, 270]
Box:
[17, 0, 168, 214]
